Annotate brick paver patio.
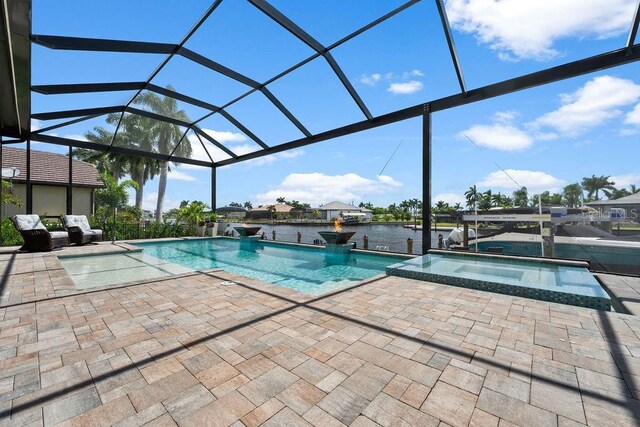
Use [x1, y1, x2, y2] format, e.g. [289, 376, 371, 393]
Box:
[1, 243, 640, 426]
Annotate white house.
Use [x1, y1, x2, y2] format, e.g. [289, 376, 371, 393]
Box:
[316, 201, 373, 222]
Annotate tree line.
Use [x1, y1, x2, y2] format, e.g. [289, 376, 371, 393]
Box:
[445, 175, 638, 213]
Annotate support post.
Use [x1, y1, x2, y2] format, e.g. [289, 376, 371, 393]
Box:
[67, 146, 73, 214]
[0, 139, 3, 245]
[26, 139, 32, 214]
[210, 166, 216, 213]
[421, 104, 431, 254]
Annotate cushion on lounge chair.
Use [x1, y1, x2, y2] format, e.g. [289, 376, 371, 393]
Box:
[11, 215, 69, 252]
[13, 214, 47, 231]
[62, 215, 92, 232]
[61, 215, 103, 244]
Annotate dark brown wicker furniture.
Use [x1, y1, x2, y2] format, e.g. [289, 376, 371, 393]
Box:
[61, 215, 103, 245]
[10, 214, 69, 252]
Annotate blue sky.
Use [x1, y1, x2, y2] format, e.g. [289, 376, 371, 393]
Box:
[28, 0, 640, 211]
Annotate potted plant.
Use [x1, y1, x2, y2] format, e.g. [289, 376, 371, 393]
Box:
[197, 220, 207, 237]
[176, 201, 209, 237]
[206, 213, 219, 237]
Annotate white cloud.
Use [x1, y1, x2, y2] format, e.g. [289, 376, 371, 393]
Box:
[619, 128, 640, 136]
[493, 110, 519, 123]
[254, 173, 403, 206]
[533, 76, 640, 136]
[625, 103, 640, 125]
[446, 0, 636, 61]
[402, 69, 424, 79]
[360, 73, 382, 86]
[477, 169, 565, 193]
[242, 149, 305, 167]
[377, 175, 403, 187]
[168, 170, 197, 182]
[200, 128, 247, 143]
[31, 119, 42, 132]
[459, 123, 533, 151]
[433, 192, 466, 206]
[388, 81, 423, 95]
[139, 191, 181, 212]
[610, 173, 640, 188]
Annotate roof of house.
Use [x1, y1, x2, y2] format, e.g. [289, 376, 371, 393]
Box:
[318, 201, 372, 212]
[251, 204, 294, 213]
[586, 192, 640, 206]
[216, 206, 248, 213]
[2, 147, 104, 187]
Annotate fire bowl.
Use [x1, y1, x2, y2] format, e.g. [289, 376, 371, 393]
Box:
[234, 226, 262, 237]
[318, 231, 356, 245]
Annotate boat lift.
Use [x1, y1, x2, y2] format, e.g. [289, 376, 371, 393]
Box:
[459, 207, 627, 257]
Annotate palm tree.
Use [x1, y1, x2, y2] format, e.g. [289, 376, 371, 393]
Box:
[134, 87, 192, 222]
[117, 114, 162, 209]
[76, 124, 129, 181]
[512, 186, 529, 207]
[176, 200, 208, 229]
[562, 183, 583, 208]
[464, 185, 479, 209]
[491, 192, 510, 208]
[630, 184, 639, 194]
[580, 175, 615, 201]
[479, 190, 492, 211]
[79, 113, 160, 209]
[606, 187, 631, 200]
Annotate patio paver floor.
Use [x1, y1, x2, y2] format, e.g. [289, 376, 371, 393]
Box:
[1, 244, 640, 426]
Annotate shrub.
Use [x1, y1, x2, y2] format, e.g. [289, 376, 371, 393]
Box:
[0, 218, 23, 246]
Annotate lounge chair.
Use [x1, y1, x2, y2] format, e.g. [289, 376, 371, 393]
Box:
[10, 214, 70, 252]
[61, 215, 103, 245]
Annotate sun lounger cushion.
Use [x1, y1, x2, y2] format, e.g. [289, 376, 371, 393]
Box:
[13, 214, 47, 231]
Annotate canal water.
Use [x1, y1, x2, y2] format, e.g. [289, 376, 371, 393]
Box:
[225, 222, 446, 255]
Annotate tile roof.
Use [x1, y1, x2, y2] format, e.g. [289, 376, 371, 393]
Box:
[251, 204, 294, 213]
[2, 147, 104, 187]
[318, 201, 372, 212]
[586, 192, 640, 206]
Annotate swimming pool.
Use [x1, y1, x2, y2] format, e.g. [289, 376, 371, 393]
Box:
[129, 238, 404, 295]
[386, 251, 611, 310]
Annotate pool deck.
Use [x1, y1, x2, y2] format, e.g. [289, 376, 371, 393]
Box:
[1, 242, 640, 426]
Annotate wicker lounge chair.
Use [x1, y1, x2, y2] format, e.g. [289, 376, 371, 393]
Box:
[61, 215, 103, 245]
[11, 214, 70, 252]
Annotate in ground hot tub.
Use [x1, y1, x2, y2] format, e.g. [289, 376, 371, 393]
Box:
[386, 250, 611, 310]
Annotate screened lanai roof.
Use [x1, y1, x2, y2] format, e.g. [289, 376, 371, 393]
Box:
[1, 0, 640, 168]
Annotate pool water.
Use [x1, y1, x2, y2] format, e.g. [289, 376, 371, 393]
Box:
[127, 238, 402, 295]
[387, 252, 611, 310]
[59, 251, 193, 289]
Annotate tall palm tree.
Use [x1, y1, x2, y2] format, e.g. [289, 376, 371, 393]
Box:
[606, 187, 631, 200]
[77, 124, 129, 180]
[580, 175, 615, 201]
[491, 192, 504, 207]
[116, 114, 162, 208]
[464, 185, 479, 209]
[78, 113, 160, 209]
[512, 186, 528, 207]
[562, 183, 583, 208]
[479, 190, 492, 211]
[133, 87, 192, 222]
